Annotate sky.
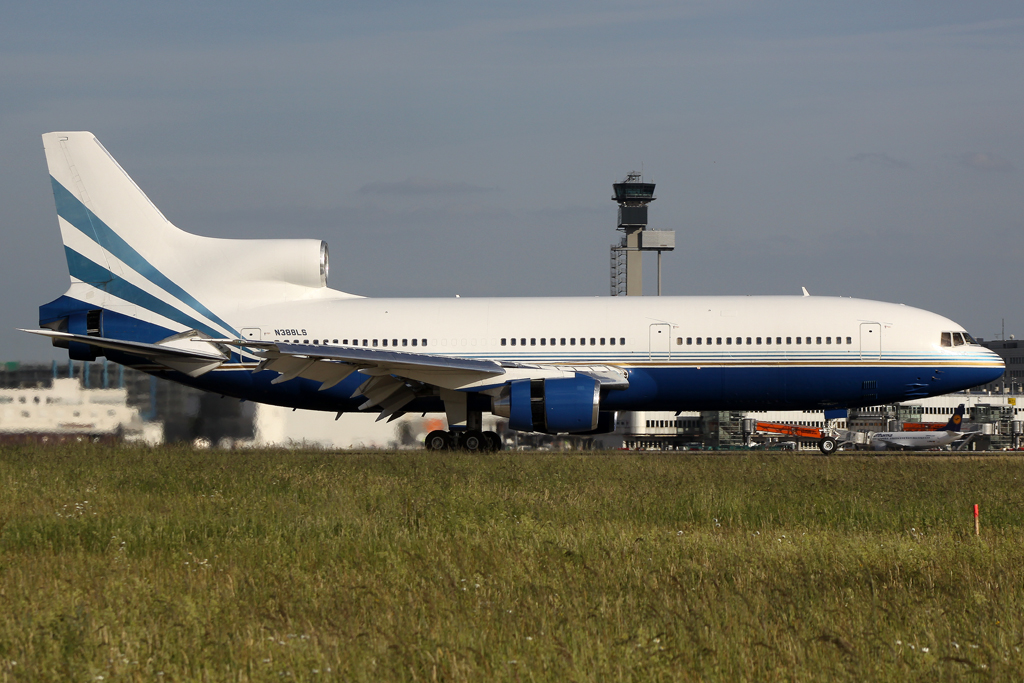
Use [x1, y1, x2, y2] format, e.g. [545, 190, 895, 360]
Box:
[2, 1, 1022, 362]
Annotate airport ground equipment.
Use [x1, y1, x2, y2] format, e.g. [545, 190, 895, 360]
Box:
[745, 420, 865, 454]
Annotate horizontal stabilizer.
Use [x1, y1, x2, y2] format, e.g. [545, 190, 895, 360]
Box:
[21, 329, 228, 377]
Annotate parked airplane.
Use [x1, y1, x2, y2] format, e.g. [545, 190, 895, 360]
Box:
[23, 132, 1005, 451]
[869, 404, 973, 450]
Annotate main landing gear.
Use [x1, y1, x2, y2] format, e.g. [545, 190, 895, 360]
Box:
[425, 394, 503, 451]
[424, 430, 503, 452]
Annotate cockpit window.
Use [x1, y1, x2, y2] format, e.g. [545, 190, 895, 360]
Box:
[942, 331, 978, 347]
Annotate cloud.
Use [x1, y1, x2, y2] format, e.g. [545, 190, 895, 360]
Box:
[359, 177, 498, 196]
[956, 152, 1015, 173]
[848, 152, 911, 169]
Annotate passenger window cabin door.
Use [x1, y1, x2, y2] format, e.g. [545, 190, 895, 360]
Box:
[860, 323, 881, 360]
[649, 323, 671, 361]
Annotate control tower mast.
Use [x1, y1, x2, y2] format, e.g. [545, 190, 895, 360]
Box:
[610, 172, 674, 296]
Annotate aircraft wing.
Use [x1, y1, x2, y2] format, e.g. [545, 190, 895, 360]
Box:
[218, 339, 629, 421]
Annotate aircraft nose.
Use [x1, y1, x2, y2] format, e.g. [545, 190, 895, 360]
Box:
[938, 346, 1004, 393]
[977, 347, 1006, 384]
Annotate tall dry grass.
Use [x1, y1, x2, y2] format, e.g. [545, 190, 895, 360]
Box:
[1, 445, 1022, 681]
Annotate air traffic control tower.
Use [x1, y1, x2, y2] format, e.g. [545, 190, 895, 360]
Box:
[610, 172, 674, 296]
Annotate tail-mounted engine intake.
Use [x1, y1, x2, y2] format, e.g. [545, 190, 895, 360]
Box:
[493, 375, 602, 434]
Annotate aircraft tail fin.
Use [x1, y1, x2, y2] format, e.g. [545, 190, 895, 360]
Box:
[38, 132, 345, 360]
[938, 404, 966, 432]
[44, 132, 180, 286]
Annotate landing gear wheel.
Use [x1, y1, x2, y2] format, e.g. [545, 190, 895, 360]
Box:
[818, 437, 838, 455]
[425, 430, 451, 451]
[483, 431, 502, 452]
[462, 430, 485, 452]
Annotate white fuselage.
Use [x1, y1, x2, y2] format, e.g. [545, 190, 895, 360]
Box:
[235, 293, 981, 367]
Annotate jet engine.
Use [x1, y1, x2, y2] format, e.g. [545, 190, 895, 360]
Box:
[492, 376, 603, 434]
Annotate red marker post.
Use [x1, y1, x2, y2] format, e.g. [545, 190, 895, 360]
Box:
[974, 504, 980, 536]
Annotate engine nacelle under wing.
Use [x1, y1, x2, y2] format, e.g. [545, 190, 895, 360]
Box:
[496, 375, 601, 434]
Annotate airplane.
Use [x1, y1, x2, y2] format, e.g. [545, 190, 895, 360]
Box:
[22, 132, 1006, 452]
[869, 404, 974, 450]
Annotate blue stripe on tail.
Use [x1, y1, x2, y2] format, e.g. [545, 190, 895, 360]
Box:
[64, 247, 224, 340]
[51, 177, 239, 337]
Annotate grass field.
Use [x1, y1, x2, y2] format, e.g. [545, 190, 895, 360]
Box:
[1, 445, 1023, 681]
